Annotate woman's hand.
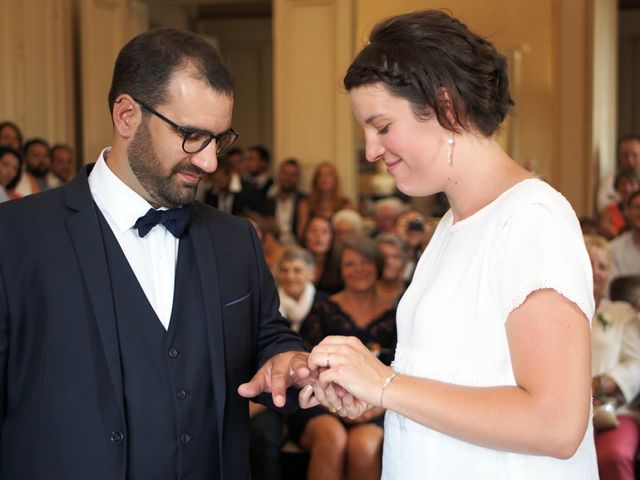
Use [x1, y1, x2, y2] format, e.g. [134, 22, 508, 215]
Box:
[306, 335, 394, 418]
[342, 406, 386, 424]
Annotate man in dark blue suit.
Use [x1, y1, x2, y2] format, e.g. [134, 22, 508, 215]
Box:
[0, 28, 308, 480]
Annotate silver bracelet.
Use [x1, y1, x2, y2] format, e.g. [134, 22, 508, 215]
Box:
[380, 371, 398, 408]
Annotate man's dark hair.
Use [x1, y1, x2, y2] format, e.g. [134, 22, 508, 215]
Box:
[281, 157, 300, 170]
[344, 10, 514, 137]
[108, 28, 235, 113]
[51, 143, 72, 156]
[617, 134, 640, 166]
[0, 121, 23, 148]
[23, 138, 50, 156]
[224, 147, 243, 158]
[0, 145, 23, 190]
[610, 275, 640, 306]
[248, 145, 270, 164]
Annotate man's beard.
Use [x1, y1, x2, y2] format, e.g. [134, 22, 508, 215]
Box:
[26, 163, 48, 178]
[279, 182, 297, 194]
[128, 120, 204, 208]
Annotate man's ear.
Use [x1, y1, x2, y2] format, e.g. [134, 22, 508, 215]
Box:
[112, 94, 140, 140]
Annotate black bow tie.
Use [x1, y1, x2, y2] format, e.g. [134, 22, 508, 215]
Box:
[134, 204, 192, 238]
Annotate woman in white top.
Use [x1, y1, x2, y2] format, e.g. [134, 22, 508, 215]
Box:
[586, 235, 640, 480]
[301, 10, 598, 479]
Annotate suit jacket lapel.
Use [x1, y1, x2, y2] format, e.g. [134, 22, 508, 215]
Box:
[189, 204, 227, 439]
[64, 166, 125, 415]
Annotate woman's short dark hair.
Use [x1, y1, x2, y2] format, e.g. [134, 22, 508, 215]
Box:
[0, 145, 23, 190]
[344, 10, 513, 137]
[108, 28, 235, 113]
[337, 234, 384, 280]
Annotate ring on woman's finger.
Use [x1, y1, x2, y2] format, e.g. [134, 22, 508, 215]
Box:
[329, 407, 337, 413]
[326, 352, 332, 367]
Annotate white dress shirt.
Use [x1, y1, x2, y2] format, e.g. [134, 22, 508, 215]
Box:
[88, 148, 178, 330]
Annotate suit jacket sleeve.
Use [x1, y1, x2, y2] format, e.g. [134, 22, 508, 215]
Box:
[0, 257, 7, 430]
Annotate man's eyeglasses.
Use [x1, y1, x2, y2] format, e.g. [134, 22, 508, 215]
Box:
[133, 98, 239, 155]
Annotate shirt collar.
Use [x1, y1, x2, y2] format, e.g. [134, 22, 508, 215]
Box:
[229, 173, 242, 193]
[88, 147, 156, 233]
[254, 172, 270, 188]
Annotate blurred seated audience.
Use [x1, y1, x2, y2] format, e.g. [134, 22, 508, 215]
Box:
[242, 210, 265, 241]
[332, 209, 364, 245]
[0, 121, 23, 152]
[599, 168, 639, 239]
[47, 144, 77, 187]
[610, 191, 640, 281]
[303, 215, 342, 294]
[375, 233, 409, 306]
[288, 235, 397, 480]
[611, 275, 640, 310]
[244, 145, 274, 207]
[0, 146, 22, 202]
[585, 235, 640, 480]
[15, 138, 52, 196]
[225, 147, 245, 177]
[369, 197, 405, 237]
[203, 155, 261, 215]
[266, 158, 310, 244]
[261, 218, 284, 275]
[308, 161, 353, 218]
[393, 209, 432, 282]
[598, 135, 640, 211]
[276, 245, 327, 332]
[581, 217, 602, 236]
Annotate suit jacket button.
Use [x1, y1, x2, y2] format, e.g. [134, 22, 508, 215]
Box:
[181, 433, 191, 444]
[168, 348, 179, 359]
[110, 431, 124, 444]
[177, 390, 187, 399]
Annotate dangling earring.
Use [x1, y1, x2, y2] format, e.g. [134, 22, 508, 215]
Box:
[447, 133, 454, 166]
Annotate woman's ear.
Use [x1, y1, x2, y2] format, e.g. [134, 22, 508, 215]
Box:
[112, 94, 140, 140]
[436, 87, 460, 129]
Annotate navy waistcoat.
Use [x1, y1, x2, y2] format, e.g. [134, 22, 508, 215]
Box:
[98, 213, 220, 480]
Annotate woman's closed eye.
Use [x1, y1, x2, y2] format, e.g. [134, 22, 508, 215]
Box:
[377, 124, 391, 135]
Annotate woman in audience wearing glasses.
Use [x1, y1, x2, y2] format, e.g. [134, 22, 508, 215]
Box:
[302, 10, 597, 479]
[289, 235, 396, 480]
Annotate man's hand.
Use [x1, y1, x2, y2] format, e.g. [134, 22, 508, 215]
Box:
[238, 351, 311, 407]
